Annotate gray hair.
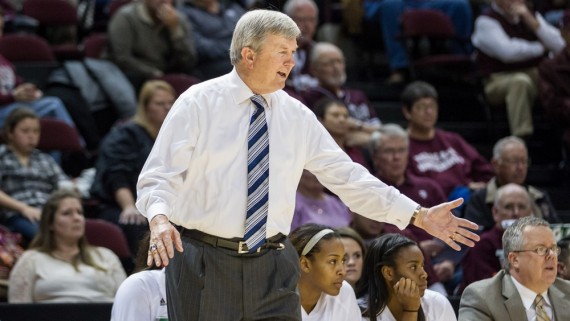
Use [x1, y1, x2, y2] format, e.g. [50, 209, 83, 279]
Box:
[502, 216, 550, 272]
[229, 10, 300, 65]
[492, 136, 527, 161]
[493, 183, 530, 208]
[310, 42, 343, 66]
[369, 123, 408, 155]
[283, 0, 319, 17]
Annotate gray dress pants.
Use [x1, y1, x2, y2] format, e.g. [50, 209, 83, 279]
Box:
[166, 235, 301, 321]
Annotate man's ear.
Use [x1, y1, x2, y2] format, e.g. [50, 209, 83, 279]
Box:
[491, 158, 501, 174]
[402, 106, 411, 120]
[381, 265, 393, 282]
[241, 47, 255, 69]
[557, 261, 566, 277]
[508, 252, 519, 270]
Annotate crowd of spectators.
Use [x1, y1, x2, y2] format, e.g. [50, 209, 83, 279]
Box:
[1, 0, 570, 319]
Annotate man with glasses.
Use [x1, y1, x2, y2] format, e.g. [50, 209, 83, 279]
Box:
[459, 183, 533, 294]
[463, 136, 559, 233]
[459, 216, 570, 321]
[368, 122, 450, 295]
[401, 81, 494, 198]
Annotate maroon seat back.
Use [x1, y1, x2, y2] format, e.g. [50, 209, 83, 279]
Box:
[398, 9, 472, 79]
[22, 0, 78, 26]
[156, 73, 201, 97]
[84, 219, 131, 259]
[38, 118, 83, 152]
[401, 9, 456, 38]
[0, 33, 55, 62]
[82, 33, 108, 59]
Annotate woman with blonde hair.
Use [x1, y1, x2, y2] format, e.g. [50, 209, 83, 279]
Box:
[8, 189, 126, 302]
[90, 80, 176, 256]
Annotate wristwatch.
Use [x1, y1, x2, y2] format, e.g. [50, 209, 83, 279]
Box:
[410, 205, 422, 225]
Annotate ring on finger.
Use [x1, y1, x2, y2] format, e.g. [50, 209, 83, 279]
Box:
[449, 232, 458, 241]
[149, 243, 158, 252]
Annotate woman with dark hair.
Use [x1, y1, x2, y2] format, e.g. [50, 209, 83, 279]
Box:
[111, 232, 167, 321]
[313, 98, 371, 170]
[289, 223, 361, 320]
[356, 233, 455, 321]
[0, 107, 71, 242]
[8, 189, 126, 303]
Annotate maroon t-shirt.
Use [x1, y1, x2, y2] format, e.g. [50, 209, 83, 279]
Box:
[407, 129, 494, 196]
[301, 86, 380, 125]
[458, 225, 503, 294]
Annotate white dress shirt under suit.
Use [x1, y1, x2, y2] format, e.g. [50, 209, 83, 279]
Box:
[136, 68, 417, 238]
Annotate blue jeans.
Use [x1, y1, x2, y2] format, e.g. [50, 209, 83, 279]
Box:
[0, 96, 76, 128]
[363, 0, 473, 70]
[4, 214, 39, 243]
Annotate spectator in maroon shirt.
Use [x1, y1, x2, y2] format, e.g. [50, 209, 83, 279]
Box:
[313, 98, 371, 170]
[401, 81, 494, 197]
[463, 136, 559, 232]
[302, 42, 381, 147]
[458, 183, 532, 294]
[283, 0, 319, 93]
[370, 123, 455, 295]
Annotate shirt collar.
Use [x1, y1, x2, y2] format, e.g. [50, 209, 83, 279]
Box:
[492, 2, 520, 24]
[136, 2, 159, 26]
[228, 68, 273, 109]
[510, 274, 551, 309]
[485, 177, 498, 204]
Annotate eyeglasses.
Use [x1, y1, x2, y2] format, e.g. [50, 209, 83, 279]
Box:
[500, 158, 531, 166]
[499, 203, 529, 213]
[378, 147, 408, 156]
[512, 245, 561, 256]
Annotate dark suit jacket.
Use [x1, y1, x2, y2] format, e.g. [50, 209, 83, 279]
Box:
[459, 270, 570, 321]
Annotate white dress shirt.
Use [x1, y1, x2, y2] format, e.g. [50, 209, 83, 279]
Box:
[111, 269, 168, 321]
[136, 68, 417, 239]
[511, 275, 554, 321]
[361, 289, 457, 321]
[302, 281, 361, 321]
[471, 3, 565, 64]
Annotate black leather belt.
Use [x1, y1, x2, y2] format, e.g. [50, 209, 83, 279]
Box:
[181, 229, 286, 254]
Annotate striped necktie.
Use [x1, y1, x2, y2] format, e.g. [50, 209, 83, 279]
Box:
[534, 294, 551, 321]
[244, 95, 269, 253]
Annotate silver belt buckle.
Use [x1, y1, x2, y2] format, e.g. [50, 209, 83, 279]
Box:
[238, 241, 248, 254]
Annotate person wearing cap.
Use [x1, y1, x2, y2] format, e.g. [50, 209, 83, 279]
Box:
[289, 224, 361, 320]
[539, 10, 570, 153]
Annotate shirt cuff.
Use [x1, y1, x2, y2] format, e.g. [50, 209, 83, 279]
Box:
[386, 193, 419, 230]
[146, 202, 170, 222]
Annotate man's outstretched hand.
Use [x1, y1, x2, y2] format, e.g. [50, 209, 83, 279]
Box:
[413, 198, 480, 251]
